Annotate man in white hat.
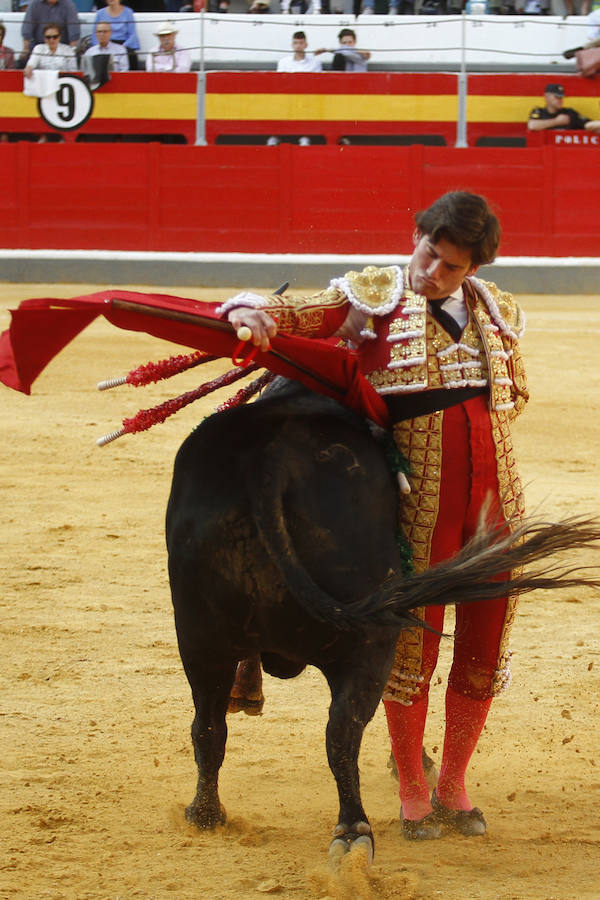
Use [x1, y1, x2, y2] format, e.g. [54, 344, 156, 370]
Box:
[146, 21, 191, 73]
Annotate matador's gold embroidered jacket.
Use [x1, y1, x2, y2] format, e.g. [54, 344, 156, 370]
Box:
[220, 265, 529, 697]
[220, 264, 528, 421]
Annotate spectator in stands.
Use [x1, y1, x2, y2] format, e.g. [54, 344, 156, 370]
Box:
[127, 0, 165, 15]
[361, 0, 414, 13]
[318, 28, 370, 72]
[24, 20, 77, 74]
[205, 0, 230, 10]
[84, 21, 128, 71]
[279, 0, 333, 13]
[21, 0, 80, 65]
[277, 31, 323, 72]
[563, 0, 590, 15]
[280, 0, 305, 9]
[521, 0, 548, 12]
[247, 0, 271, 10]
[587, 4, 600, 40]
[146, 21, 191, 72]
[91, 0, 140, 70]
[0, 22, 16, 68]
[124, 0, 166, 11]
[527, 83, 600, 134]
[563, 6, 600, 57]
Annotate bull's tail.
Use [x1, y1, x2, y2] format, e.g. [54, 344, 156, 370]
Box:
[355, 515, 600, 628]
[252, 439, 600, 626]
[248, 450, 359, 629]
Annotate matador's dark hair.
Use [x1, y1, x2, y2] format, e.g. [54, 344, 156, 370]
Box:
[414, 191, 501, 266]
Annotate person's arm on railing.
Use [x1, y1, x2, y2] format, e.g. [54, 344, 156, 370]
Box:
[527, 112, 571, 131]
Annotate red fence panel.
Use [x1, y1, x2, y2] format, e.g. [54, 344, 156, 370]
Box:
[0, 143, 598, 257]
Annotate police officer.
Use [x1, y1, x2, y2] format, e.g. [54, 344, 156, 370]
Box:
[527, 83, 600, 134]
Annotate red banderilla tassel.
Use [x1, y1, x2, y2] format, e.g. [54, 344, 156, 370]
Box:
[96, 363, 259, 446]
[215, 370, 276, 413]
[97, 350, 217, 391]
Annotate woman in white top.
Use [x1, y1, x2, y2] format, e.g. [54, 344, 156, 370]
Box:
[24, 22, 76, 76]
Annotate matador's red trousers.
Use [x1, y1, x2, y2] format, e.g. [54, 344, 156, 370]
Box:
[421, 395, 510, 697]
[385, 394, 512, 817]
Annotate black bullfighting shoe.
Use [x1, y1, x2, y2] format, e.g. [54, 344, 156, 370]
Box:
[431, 789, 486, 836]
[400, 809, 442, 841]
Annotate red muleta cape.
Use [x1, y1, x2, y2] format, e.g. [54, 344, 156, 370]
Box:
[0, 290, 390, 429]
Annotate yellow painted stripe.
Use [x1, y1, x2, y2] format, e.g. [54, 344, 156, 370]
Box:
[207, 92, 600, 125]
[93, 93, 196, 120]
[467, 94, 600, 123]
[4, 89, 599, 125]
[206, 93, 459, 123]
[3, 94, 41, 117]
[2, 92, 196, 120]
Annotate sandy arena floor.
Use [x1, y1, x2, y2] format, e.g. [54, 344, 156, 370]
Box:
[1, 283, 599, 900]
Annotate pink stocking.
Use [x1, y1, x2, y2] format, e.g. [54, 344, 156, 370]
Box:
[384, 697, 432, 821]
[436, 687, 492, 811]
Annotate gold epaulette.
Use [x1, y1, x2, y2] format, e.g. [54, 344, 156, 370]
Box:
[330, 265, 403, 315]
[473, 279, 525, 339]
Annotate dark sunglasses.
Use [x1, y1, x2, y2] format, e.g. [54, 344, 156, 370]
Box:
[45, 33, 61, 39]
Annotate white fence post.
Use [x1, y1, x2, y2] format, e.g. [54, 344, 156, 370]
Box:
[455, 11, 468, 149]
[195, 9, 207, 147]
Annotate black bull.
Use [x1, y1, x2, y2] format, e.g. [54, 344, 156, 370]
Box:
[166, 379, 598, 861]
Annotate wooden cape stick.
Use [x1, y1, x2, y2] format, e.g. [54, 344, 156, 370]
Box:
[110, 298, 346, 397]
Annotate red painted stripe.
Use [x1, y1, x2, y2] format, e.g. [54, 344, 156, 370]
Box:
[467, 72, 600, 97]
[0, 70, 196, 93]
[98, 72, 198, 94]
[205, 72, 459, 96]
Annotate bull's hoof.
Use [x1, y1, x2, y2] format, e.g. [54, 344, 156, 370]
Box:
[329, 821, 374, 867]
[185, 799, 227, 829]
[227, 693, 265, 716]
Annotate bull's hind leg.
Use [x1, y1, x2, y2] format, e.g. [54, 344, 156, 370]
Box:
[323, 658, 389, 865]
[184, 661, 237, 829]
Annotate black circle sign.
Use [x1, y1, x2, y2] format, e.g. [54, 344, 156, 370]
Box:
[37, 74, 94, 132]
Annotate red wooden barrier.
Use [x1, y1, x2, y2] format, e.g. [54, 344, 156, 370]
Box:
[3, 70, 600, 147]
[205, 71, 600, 147]
[0, 142, 598, 256]
[0, 71, 198, 144]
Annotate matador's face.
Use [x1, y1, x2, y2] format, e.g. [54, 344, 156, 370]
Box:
[409, 231, 477, 301]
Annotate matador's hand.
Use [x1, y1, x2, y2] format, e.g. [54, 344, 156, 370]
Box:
[228, 307, 278, 352]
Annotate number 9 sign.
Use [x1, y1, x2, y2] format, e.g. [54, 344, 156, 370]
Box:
[38, 75, 94, 132]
